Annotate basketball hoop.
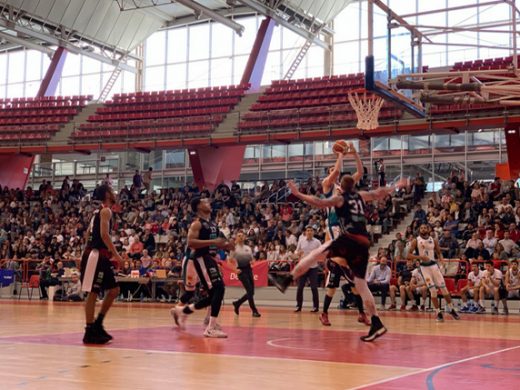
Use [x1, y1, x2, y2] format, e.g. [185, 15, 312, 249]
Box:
[348, 92, 384, 130]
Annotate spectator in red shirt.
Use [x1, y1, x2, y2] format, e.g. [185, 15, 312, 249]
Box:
[129, 235, 144, 260]
[508, 222, 520, 243]
[489, 177, 501, 199]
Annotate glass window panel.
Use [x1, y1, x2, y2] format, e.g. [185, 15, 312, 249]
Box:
[188, 24, 210, 61]
[82, 55, 102, 74]
[165, 150, 185, 168]
[166, 63, 187, 90]
[168, 28, 188, 63]
[272, 145, 285, 158]
[334, 42, 360, 75]
[409, 135, 431, 151]
[233, 55, 248, 84]
[82, 73, 102, 97]
[187, 60, 209, 88]
[121, 71, 135, 93]
[0, 55, 7, 85]
[210, 58, 232, 86]
[25, 81, 39, 97]
[8, 51, 25, 83]
[7, 83, 24, 98]
[306, 46, 324, 78]
[145, 31, 166, 66]
[145, 66, 165, 91]
[25, 51, 42, 81]
[211, 22, 233, 58]
[288, 143, 304, 156]
[270, 24, 282, 51]
[62, 52, 80, 77]
[0, 84, 6, 99]
[235, 17, 258, 55]
[61, 76, 80, 96]
[334, 3, 360, 44]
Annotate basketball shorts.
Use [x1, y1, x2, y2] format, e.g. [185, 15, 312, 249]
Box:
[183, 254, 222, 292]
[419, 263, 446, 291]
[508, 290, 520, 298]
[325, 260, 354, 289]
[326, 233, 370, 279]
[80, 247, 117, 294]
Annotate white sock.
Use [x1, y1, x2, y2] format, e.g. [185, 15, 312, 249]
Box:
[479, 300, 484, 307]
[208, 316, 218, 328]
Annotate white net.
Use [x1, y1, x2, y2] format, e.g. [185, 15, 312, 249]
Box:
[348, 92, 385, 130]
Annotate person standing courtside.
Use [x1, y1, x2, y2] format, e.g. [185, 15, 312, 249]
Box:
[295, 226, 321, 312]
[81, 184, 122, 344]
[231, 231, 261, 317]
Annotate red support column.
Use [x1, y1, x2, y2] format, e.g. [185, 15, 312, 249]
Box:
[189, 146, 246, 191]
[504, 124, 520, 179]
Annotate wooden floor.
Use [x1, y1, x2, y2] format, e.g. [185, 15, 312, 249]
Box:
[0, 300, 519, 390]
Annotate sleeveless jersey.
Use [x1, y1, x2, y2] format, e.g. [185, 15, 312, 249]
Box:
[417, 235, 436, 266]
[508, 269, 519, 286]
[88, 206, 112, 249]
[323, 184, 340, 227]
[193, 217, 220, 257]
[336, 191, 368, 237]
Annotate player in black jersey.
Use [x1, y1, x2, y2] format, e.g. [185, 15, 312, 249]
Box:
[172, 196, 233, 338]
[270, 175, 409, 341]
[80, 184, 122, 344]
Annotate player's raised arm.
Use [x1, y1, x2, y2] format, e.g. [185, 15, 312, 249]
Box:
[359, 177, 409, 202]
[288, 181, 343, 209]
[348, 145, 363, 184]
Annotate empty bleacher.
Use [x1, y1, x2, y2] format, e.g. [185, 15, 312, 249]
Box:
[0, 96, 92, 143]
[72, 84, 250, 141]
[238, 74, 402, 133]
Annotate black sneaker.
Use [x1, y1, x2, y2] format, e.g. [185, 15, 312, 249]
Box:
[310, 308, 319, 313]
[436, 312, 444, 322]
[83, 326, 111, 345]
[360, 316, 387, 342]
[449, 309, 460, 320]
[252, 311, 261, 318]
[93, 322, 113, 341]
[269, 274, 293, 293]
[232, 301, 240, 315]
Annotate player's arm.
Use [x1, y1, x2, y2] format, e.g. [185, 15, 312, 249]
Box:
[288, 181, 343, 209]
[227, 251, 240, 273]
[100, 208, 122, 262]
[187, 220, 227, 249]
[349, 147, 363, 184]
[359, 178, 408, 202]
[322, 153, 343, 191]
[505, 271, 512, 290]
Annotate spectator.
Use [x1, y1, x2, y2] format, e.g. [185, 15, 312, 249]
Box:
[143, 167, 153, 193]
[133, 170, 143, 191]
[459, 263, 484, 313]
[465, 233, 482, 259]
[54, 273, 83, 302]
[439, 230, 458, 259]
[478, 261, 505, 314]
[413, 204, 427, 225]
[482, 229, 497, 254]
[499, 231, 519, 257]
[129, 234, 144, 259]
[367, 257, 393, 310]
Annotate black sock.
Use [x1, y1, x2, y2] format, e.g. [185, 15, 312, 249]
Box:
[95, 313, 105, 326]
[183, 306, 194, 314]
[323, 295, 333, 314]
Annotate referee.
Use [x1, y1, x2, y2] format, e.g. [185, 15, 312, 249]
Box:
[231, 231, 261, 317]
[295, 226, 321, 312]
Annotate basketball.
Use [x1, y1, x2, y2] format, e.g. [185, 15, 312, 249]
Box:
[333, 140, 348, 154]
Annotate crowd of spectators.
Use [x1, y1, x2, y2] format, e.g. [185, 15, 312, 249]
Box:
[369, 171, 520, 312]
[0, 170, 418, 300]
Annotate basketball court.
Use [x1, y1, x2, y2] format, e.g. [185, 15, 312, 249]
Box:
[1, 300, 519, 390]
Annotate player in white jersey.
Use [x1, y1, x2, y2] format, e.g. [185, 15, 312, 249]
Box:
[459, 263, 484, 313]
[410, 260, 428, 311]
[319, 144, 366, 327]
[504, 260, 520, 314]
[478, 261, 505, 315]
[408, 224, 460, 322]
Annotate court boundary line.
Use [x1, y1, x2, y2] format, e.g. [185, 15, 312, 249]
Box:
[347, 344, 520, 390]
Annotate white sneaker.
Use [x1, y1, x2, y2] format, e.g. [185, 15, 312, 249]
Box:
[203, 327, 228, 338]
[170, 306, 187, 330]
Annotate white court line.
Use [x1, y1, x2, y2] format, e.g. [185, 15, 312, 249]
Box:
[347, 344, 520, 390]
[266, 337, 326, 351]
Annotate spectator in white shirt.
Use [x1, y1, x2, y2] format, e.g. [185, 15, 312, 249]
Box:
[499, 231, 519, 256]
[294, 226, 321, 312]
[482, 230, 497, 255]
[478, 261, 504, 314]
[367, 257, 393, 309]
[459, 263, 484, 312]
